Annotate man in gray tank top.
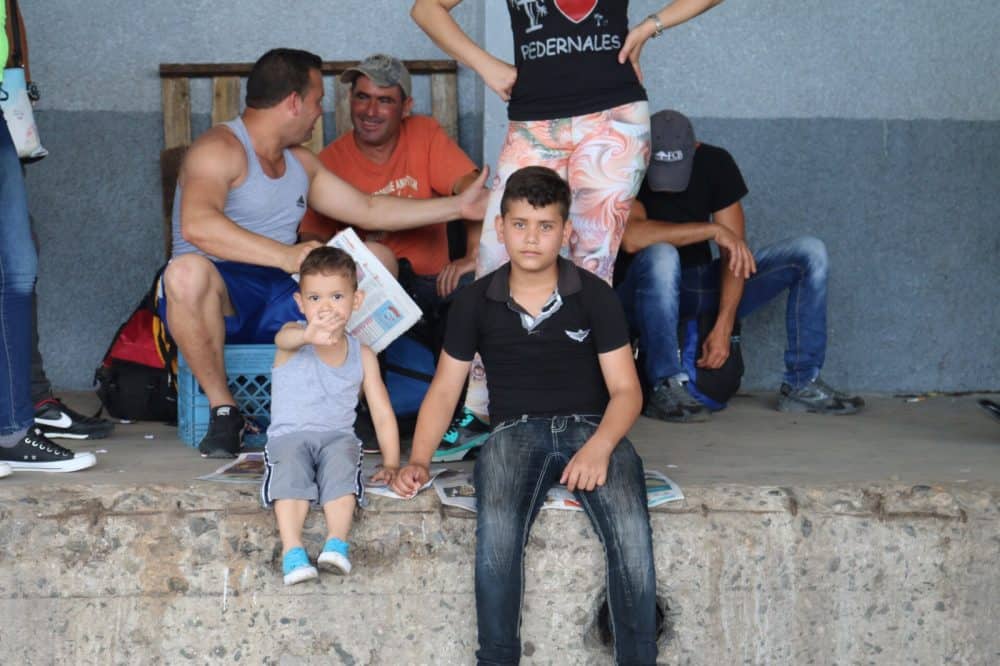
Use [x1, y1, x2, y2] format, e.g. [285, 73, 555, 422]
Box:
[160, 48, 490, 458]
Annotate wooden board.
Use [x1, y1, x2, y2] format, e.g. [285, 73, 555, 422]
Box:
[211, 76, 241, 125]
[161, 78, 191, 149]
[431, 71, 459, 141]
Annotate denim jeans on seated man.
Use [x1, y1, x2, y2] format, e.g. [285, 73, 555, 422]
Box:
[617, 235, 831, 392]
[473, 415, 657, 666]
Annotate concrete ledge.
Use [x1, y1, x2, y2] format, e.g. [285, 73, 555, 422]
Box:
[1, 479, 996, 665]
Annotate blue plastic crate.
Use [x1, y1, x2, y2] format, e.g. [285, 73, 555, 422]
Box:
[177, 344, 276, 447]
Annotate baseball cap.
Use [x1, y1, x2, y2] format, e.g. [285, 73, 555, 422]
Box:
[340, 54, 412, 98]
[646, 109, 696, 192]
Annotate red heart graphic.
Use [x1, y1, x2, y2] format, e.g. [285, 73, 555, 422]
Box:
[553, 0, 598, 24]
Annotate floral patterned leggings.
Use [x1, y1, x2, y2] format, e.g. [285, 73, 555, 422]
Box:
[465, 101, 651, 419]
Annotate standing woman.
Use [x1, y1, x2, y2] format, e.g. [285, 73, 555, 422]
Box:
[411, 0, 723, 282]
[411, 0, 724, 430]
[0, 1, 95, 472]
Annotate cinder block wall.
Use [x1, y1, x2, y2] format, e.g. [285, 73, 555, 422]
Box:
[24, 1, 1000, 393]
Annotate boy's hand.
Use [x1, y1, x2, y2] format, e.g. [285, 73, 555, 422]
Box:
[391, 464, 430, 498]
[560, 443, 611, 493]
[302, 311, 343, 346]
[370, 465, 398, 485]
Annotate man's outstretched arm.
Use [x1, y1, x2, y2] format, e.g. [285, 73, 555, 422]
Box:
[177, 129, 320, 272]
[298, 148, 489, 233]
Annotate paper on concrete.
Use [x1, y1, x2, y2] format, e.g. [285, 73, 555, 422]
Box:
[363, 464, 449, 499]
[295, 227, 421, 353]
[432, 469, 684, 513]
[198, 452, 265, 484]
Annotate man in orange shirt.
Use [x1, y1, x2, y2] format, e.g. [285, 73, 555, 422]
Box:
[299, 54, 481, 311]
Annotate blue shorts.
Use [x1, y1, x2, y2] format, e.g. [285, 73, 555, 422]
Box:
[158, 261, 301, 344]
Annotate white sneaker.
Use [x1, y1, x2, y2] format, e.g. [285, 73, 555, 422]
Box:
[0, 427, 97, 472]
[317, 549, 352, 575]
[0, 461, 11, 478]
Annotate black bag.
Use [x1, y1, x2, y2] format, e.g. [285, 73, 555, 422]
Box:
[94, 272, 178, 422]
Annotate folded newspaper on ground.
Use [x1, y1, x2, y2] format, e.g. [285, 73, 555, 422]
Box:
[433, 469, 684, 513]
[197, 452, 265, 484]
[363, 463, 449, 499]
[318, 228, 422, 353]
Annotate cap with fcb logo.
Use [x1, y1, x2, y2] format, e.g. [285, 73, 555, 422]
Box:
[646, 109, 695, 193]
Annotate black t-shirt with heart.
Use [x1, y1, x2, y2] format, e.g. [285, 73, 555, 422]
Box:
[506, 0, 647, 120]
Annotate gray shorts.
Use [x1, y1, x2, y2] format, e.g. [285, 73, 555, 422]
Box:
[260, 430, 364, 508]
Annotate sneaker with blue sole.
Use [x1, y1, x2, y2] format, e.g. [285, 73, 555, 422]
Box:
[282, 547, 318, 585]
[432, 408, 490, 462]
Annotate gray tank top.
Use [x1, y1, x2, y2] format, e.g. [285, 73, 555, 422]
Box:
[267, 334, 363, 438]
[171, 117, 309, 258]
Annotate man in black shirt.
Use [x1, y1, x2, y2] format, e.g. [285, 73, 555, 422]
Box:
[615, 109, 863, 422]
[393, 167, 657, 664]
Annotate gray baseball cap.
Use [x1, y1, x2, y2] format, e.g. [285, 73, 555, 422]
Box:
[340, 54, 412, 98]
[647, 109, 696, 192]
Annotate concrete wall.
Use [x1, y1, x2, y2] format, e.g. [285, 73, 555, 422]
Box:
[0, 481, 995, 664]
[23, 1, 1000, 392]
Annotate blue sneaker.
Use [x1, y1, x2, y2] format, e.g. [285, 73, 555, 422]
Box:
[432, 408, 490, 462]
[317, 538, 352, 575]
[282, 547, 318, 585]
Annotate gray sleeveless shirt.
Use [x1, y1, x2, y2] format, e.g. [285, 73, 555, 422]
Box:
[171, 117, 309, 258]
[267, 334, 363, 438]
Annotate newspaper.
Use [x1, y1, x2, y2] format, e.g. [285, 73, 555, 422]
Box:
[363, 463, 450, 500]
[197, 452, 265, 484]
[433, 469, 684, 513]
[302, 228, 422, 353]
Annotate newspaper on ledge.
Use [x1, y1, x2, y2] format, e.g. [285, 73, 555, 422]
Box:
[294, 228, 421, 353]
[432, 469, 684, 513]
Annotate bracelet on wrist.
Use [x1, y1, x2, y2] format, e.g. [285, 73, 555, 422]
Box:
[646, 13, 665, 38]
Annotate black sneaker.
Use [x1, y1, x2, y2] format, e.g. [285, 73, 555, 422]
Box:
[777, 377, 864, 415]
[198, 405, 245, 458]
[432, 408, 491, 462]
[0, 427, 97, 472]
[35, 398, 115, 440]
[643, 376, 710, 423]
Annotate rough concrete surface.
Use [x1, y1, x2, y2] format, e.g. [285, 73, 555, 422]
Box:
[0, 394, 997, 664]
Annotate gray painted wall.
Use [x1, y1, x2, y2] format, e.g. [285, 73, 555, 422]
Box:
[22, 1, 1000, 392]
[482, 0, 1000, 393]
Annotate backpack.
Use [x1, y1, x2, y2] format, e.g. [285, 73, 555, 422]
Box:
[678, 311, 744, 411]
[93, 271, 178, 422]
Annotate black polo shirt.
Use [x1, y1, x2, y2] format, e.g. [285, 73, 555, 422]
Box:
[444, 258, 630, 424]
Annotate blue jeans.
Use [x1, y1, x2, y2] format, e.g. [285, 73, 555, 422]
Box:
[616, 236, 828, 389]
[0, 110, 37, 436]
[474, 415, 657, 665]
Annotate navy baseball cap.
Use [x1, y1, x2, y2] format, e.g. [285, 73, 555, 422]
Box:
[647, 109, 696, 192]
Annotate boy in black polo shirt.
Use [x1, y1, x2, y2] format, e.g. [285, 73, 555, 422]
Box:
[393, 167, 657, 665]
